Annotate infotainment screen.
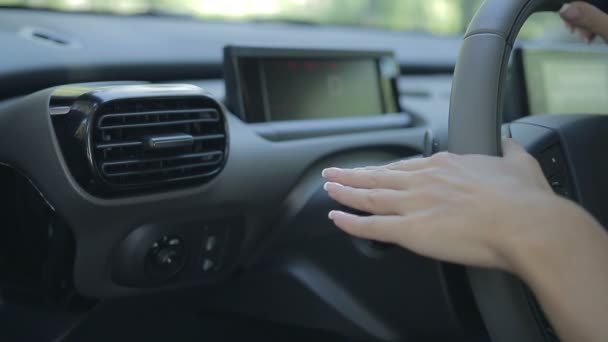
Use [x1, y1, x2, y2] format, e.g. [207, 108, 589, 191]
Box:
[516, 46, 608, 115]
[224, 46, 400, 122]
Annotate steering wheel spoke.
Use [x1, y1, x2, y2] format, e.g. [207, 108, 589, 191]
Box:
[515, 114, 608, 222]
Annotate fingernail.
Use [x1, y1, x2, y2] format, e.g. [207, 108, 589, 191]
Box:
[560, 3, 581, 21]
[323, 182, 343, 192]
[328, 210, 349, 220]
[322, 168, 342, 178]
[327, 210, 357, 221]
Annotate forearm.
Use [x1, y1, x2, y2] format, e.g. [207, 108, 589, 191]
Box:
[506, 198, 608, 342]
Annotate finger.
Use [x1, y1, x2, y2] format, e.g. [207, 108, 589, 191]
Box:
[328, 210, 405, 243]
[326, 181, 443, 215]
[324, 154, 456, 182]
[324, 182, 405, 215]
[579, 29, 597, 43]
[502, 138, 527, 158]
[560, 2, 608, 41]
[352, 157, 432, 172]
[323, 167, 447, 191]
[385, 158, 431, 171]
[564, 20, 575, 33]
[322, 168, 408, 189]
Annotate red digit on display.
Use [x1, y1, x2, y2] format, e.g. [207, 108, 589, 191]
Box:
[304, 61, 317, 71]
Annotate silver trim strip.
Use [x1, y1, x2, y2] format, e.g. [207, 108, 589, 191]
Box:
[49, 106, 71, 116]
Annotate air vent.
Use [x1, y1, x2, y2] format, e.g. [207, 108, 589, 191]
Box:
[92, 98, 226, 188]
[51, 84, 228, 197]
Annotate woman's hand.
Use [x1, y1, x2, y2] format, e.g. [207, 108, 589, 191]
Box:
[322, 139, 570, 272]
[560, 2, 608, 43]
[323, 139, 608, 342]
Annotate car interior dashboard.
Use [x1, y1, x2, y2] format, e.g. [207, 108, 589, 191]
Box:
[0, 7, 606, 342]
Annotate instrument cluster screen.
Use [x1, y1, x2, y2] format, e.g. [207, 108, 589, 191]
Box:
[519, 46, 608, 115]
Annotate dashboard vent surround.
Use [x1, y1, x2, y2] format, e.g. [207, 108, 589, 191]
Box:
[92, 98, 227, 189]
[50, 84, 228, 197]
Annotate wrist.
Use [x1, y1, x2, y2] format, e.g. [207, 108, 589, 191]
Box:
[500, 195, 604, 281]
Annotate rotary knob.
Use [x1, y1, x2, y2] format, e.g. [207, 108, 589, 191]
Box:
[145, 235, 187, 281]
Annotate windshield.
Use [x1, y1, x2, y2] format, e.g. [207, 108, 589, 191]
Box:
[0, 0, 564, 39]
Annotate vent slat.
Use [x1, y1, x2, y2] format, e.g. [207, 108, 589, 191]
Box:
[102, 160, 222, 178]
[98, 109, 219, 129]
[100, 108, 217, 119]
[102, 151, 223, 169]
[105, 172, 220, 185]
[99, 118, 219, 130]
[110, 171, 222, 183]
[95, 134, 225, 150]
[96, 141, 144, 150]
[92, 98, 226, 189]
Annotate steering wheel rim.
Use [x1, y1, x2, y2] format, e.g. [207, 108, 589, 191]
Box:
[448, 0, 565, 341]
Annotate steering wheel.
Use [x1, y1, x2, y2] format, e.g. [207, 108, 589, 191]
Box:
[448, 0, 608, 341]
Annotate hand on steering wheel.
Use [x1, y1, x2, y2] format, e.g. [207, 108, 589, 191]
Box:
[323, 138, 608, 342]
[322, 139, 589, 273]
[560, 1, 608, 43]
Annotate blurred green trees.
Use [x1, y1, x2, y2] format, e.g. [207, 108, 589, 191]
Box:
[0, 0, 562, 38]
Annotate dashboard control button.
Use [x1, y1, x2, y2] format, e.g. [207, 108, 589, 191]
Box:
[202, 225, 229, 255]
[146, 235, 187, 280]
[549, 176, 565, 189]
[540, 145, 565, 177]
[155, 248, 178, 267]
[205, 235, 218, 252]
[202, 258, 215, 272]
[168, 237, 181, 246]
[548, 173, 573, 199]
[555, 187, 571, 198]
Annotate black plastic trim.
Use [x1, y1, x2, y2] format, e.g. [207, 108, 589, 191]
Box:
[250, 113, 412, 141]
[50, 84, 229, 197]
